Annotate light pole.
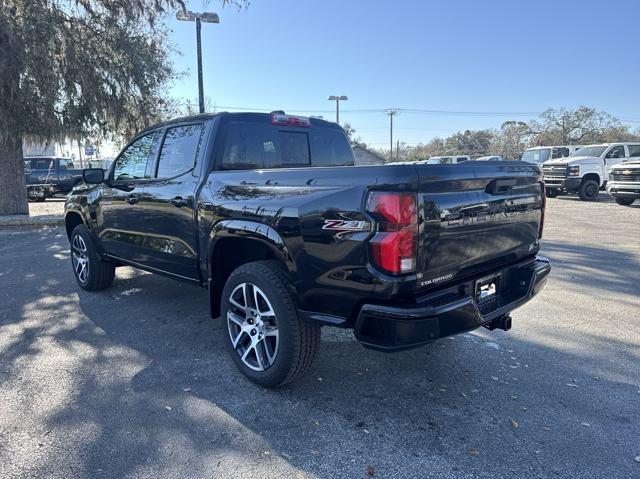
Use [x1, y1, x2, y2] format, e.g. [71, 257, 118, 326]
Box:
[176, 9, 220, 114]
[386, 109, 398, 161]
[327, 95, 348, 124]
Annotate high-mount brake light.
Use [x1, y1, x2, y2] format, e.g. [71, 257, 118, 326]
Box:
[366, 192, 418, 275]
[271, 114, 311, 127]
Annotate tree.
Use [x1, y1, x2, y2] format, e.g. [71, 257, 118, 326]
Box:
[529, 106, 628, 146]
[444, 129, 494, 157]
[0, 1, 248, 215]
[0, 1, 189, 214]
[491, 121, 533, 160]
[342, 122, 366, 148]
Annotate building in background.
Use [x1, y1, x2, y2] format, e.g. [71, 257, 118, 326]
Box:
[352, 145, 386, 166]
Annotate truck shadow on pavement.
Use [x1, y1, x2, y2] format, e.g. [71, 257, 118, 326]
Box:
[1, 228, 639, 478]
[541, 240, 640, 298]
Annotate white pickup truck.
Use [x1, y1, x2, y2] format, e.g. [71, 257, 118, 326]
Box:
[607, 160, 640, 205]
[541, 143, 640, 200]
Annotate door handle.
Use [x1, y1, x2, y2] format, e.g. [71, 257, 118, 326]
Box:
[126, 195, 139, 205]
[170, 197, 188, 208]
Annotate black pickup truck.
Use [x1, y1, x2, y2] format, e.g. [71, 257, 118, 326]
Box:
[24, 156, 84, 200]
[65, 112, 550, 387]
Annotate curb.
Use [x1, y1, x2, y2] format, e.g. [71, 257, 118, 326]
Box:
[0, 215, 64, 228]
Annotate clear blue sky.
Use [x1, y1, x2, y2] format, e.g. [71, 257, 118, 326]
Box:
[168, 0, 640, 149]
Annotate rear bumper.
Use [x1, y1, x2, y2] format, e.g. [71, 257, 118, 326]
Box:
[354, 256, 551, 351]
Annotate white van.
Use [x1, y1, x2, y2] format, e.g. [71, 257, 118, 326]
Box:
[521, 146, 583, 166]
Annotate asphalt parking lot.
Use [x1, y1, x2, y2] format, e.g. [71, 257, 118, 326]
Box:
[1, 194, 639, 479]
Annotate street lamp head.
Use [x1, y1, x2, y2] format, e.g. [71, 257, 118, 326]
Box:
[199, 12, 220, 23]
[176, 10, 220, 23]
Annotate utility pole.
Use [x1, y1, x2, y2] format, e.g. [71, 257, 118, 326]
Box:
[396, 139, 400, 162]
[327, 96, 348, 124]
[386, 109, 398, 161]
[177, 9, 220, 114]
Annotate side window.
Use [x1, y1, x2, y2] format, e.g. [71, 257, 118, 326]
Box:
[59, 159, 74, 170]
[31, 158, 53, 170]
[156, 124, 204, 178]
[310, 128, 354, 166]
[627, 145, 640, 157]
[605, 146, 625, 159]
[552, 147, 569, 159]
[113, 133, 157, 181]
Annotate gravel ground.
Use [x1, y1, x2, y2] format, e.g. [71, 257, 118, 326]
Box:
[28, 197, 66, 217]
[0, 194, 639, 479]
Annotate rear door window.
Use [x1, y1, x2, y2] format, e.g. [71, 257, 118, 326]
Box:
[627, 145, 640, 157]
[59, 159, 75, 170]
[155, 124, 204, 178]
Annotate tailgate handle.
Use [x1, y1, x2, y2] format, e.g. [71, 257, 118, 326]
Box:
[486, 178, 516, 195]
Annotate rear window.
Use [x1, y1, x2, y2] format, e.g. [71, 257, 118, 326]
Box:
[221, 122, 353, 170]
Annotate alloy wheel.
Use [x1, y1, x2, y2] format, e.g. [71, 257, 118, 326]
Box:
[71, 234, 89, 284]
[227, 282, 279, 371]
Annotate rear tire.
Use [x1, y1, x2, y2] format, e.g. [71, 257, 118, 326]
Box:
[70, 224, 115, 291]
[221, 260, 320, 387]
[614, 197, 635, 206]
[578, 179, 599, 201]
[545, 189, 558, 198]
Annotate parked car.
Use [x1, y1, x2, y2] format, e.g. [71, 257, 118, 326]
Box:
[424, 155, 470, 164]
[541, 143, 640, 200]
[607, 160, 640, 205]
[64, 112, 550, 387]
[522, 145, 582, 166]
[473, 155, 504, 161]
[24, 156, 84, 200]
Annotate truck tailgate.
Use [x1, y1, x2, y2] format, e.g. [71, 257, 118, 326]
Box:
[414, 162, 543, 289]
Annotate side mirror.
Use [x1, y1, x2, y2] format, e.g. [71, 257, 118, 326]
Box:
[82, 168, 105, 184]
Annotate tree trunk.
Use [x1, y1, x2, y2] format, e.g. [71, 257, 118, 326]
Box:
[0, 137, 28, 215]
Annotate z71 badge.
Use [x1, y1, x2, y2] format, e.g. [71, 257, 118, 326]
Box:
[322, 219, 369, 238]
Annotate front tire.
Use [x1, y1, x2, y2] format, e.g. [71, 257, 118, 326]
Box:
[545, 189, 558, 198]
[221, 260, 320, 387]
[614, 197, 635, 206]
[70, 224, 115, 291]
[578, 179, 599, 201]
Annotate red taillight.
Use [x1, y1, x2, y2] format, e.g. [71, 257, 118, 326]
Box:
[271, 114, 310, 127]
[539, 182, 546, 239]
[367, 192, 418, 275]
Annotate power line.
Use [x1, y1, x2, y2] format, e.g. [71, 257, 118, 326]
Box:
[212, 105, 545, 116]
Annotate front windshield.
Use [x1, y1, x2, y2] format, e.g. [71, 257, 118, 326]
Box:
[521, 148, 550, 164]
[570, 146, 607, 157]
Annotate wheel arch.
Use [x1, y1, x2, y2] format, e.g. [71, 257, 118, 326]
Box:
[582, 172, 601, 185]
[207, 220, 296, 318]
[64, 210, 86, 240]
